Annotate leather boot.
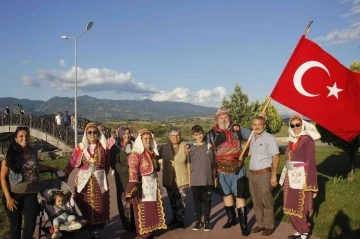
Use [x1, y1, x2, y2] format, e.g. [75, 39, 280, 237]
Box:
[237, 207, 248, 236]
[222, 206, 237, 228]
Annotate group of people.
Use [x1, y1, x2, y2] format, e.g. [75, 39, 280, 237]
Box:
[3, 104, 25, 115]
[54, 111, 75, 129]
[0, 106, 320, 239]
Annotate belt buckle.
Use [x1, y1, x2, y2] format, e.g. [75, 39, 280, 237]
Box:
[286, 161, 293, 170]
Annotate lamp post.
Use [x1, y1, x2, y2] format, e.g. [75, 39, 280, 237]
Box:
[61, 21, 93, 147]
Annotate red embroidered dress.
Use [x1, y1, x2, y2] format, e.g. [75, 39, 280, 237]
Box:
[283, 135, 318, 233]
[65, 143, 110, 229]
[126, 149, 166, 238]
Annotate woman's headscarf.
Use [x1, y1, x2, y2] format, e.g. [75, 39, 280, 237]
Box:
[82, 122, 107, 149]
[132, 129, 159, 155]
[288, 115, 321, 143]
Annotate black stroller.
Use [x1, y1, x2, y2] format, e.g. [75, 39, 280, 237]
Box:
[37, 179, 91, 239]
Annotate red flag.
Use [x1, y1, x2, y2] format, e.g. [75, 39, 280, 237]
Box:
[270, 35, 360, 141]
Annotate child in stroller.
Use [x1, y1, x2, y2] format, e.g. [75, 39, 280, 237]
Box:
[47, 189, 82, 238]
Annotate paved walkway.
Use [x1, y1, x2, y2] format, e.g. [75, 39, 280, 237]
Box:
[34, 169, 319, 239]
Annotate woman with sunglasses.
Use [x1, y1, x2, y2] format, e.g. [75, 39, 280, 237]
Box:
[125, 129, 167, 239]
[64, 122, 110, 239]
[279, 115, 320, 239]
[109, 126, 136, 232]
[0, 127, 58, 239]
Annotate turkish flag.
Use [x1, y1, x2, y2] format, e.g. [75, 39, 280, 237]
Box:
[270, 35, 360, 141]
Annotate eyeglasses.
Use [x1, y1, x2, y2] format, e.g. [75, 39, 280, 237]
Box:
[290, 123, 302, 128]
[87, 130, 98, 135]
[170, 135, 180, 138]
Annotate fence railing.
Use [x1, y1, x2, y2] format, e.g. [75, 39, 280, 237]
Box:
[1, 114, 75, 147]
[1, 114, 112, 148]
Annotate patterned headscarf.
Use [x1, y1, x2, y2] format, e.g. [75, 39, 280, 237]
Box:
[132, 129, 159, 155]
[288, 115, 321, 143]
[215, 107, 230, 120]
[82, 122, 107, 149]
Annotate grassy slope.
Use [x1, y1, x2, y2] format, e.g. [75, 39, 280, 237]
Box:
[0, 148, 359, 239]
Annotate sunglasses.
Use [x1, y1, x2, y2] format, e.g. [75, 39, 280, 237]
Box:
[290, 123, 302, 128]
[87, 130, 98, 135]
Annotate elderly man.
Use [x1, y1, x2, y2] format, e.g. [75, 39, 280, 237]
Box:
[207, 107, 252, 236]
[248, 116, 279, 236]
[158, 127, 189, 229]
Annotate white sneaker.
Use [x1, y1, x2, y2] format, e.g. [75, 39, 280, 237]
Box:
[52, 230, 62, 239]
[69, 222, 82, 230]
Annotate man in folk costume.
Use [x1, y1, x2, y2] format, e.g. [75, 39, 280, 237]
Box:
[125, 129, 167, 239]
[279, 115, 319, 239]
[207, 107, 252, 236]
[64, 122, 110, 239]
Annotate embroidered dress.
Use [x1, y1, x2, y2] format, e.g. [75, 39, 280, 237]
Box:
[282, 135, 318, 233]
[126, 149, 166, 238]
[65, 142, 110, 229]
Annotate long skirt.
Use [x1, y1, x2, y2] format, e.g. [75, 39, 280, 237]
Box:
[283, 175, 313, 233]
[75, 174, 110, 230]
[131, 183, 167, 238]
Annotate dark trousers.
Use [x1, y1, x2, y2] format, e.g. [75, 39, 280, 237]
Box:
[114, 173, 135, 231]
[191, 185, 212, 222]
[2, 193, 39, 239]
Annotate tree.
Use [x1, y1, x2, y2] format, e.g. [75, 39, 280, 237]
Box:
[222, 83, 252, 128]
[259, 97, 283, 134]
[315, 60, 360, 181]
[222, 83, 283, 134]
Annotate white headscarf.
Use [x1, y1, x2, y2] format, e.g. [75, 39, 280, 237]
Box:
[81, 122, 107, 149]
[132, 129, 159, 156]
[288, 115, 321, 143]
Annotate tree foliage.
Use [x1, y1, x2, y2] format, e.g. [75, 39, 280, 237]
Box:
[259, 97, 283, 134]
[222, 83, 283, 134]
[315, 60, 360, 180]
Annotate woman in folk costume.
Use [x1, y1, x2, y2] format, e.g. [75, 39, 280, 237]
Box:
[64, 122, 110, 239]
[279, 115, 320, 239]
[110, 126, 136, 232]
[125, 129, 167, 239]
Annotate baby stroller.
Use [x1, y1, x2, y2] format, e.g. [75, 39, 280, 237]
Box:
[37, 179, 90, 239]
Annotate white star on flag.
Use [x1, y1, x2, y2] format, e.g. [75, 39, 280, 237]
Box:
[326, 82, 343, 99]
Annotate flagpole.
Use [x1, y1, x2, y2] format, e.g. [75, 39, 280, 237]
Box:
[238, 20, 313, 161]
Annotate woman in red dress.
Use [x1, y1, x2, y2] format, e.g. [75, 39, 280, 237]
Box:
[125, 129, 167, 239]
[64, 122, 110, 239]
[280, 115, 320, 239]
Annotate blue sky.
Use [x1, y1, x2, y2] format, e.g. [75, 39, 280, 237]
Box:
[1, 0, 359, 116]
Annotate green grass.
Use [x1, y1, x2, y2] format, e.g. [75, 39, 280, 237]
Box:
[1, 150, 359, 238]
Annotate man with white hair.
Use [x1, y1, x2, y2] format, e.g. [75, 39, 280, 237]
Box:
[207, 107, 252, 236]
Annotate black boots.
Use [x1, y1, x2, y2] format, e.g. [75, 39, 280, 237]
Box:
[237, 207, 248, 236]
[222, 206, 237, 228]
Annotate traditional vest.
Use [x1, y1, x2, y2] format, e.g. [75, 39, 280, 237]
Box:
[208, 124, 243, 174]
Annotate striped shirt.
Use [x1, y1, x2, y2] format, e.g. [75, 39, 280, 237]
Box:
[249, 131, 279, 171]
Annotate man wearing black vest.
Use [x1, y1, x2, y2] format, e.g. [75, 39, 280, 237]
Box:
[207, 107, 252, 236]
[158, 127, 189, 229]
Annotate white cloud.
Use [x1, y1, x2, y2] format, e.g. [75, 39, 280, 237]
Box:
[151, 87, 227, 104]
[315, 0, 360, 45]
[37, 67, 158, 94]
[36, 66, 227, 105]
[22, 76, 40, 87]
[59, 59, 66, 67]
[23, 59, 30, 64]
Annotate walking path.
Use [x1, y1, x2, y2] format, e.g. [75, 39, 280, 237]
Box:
[34, 168, 319, 239]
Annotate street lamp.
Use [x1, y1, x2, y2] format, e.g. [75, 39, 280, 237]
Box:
[61, 21, 94, 147]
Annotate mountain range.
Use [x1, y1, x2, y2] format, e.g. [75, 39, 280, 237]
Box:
[0, 96, 218, 121]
